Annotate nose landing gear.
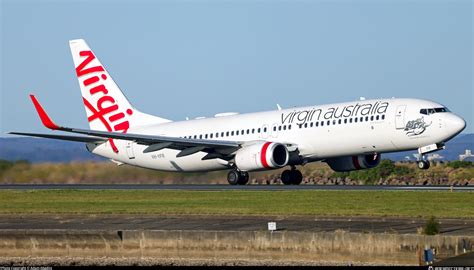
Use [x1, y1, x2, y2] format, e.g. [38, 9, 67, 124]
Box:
[416, 143, 444, 170]
[417, 160, 430, 170]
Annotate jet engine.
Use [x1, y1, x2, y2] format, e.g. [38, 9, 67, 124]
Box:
[235, 142, 289, 171]
[326, 153, 381, 172]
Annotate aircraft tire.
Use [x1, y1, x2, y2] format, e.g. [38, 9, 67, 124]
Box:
[227, 170, 241, 185]
[281, 170, 292, 185]
[417, 160, 430, 170]
[290, 170, 303, 185]
[238, 171, 249, 185]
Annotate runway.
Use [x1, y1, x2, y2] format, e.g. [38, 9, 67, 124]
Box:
[0, 184, 473, 191]
[0, 214, 473, 235]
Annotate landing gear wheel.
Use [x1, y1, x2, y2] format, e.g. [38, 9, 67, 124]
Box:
[417, 160, 430, 170]
[280, 169, 303, 185]
[290, 170, 303, 185]
[227, 170, 249, 185]
[281, 170, 292, 185]
[238, 171, 249, 185]
[227, 170, 240, 185]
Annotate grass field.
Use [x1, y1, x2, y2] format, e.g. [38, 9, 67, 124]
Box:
[0, 190, 472, 218]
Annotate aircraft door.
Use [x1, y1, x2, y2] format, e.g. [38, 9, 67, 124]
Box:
[126, 141, 135, 159]
[395, 105, 406, 129]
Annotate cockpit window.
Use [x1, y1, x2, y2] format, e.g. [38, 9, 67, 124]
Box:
[420, 107, 449, 115]
[434, 107, 449, 113]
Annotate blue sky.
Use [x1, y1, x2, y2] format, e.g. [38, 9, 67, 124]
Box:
[1, 0, 472, 135]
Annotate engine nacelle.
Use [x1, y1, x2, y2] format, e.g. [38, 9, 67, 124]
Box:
[326, 153, 381, 172]
[235, 142, 289, 171]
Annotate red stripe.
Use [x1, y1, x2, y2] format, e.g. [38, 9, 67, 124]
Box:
[352, 156, 361, 170]
[83, 97, 119, 153]
[260, 142, 272, 168]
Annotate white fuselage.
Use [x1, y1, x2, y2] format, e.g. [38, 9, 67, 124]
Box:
[88, 97, 466, 172]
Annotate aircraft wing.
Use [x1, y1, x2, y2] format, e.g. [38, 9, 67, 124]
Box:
[11, 95, 241, 157]
[9, 132, 106, 143]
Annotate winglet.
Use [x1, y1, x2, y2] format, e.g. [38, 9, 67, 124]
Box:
[29, 94, 60, 130]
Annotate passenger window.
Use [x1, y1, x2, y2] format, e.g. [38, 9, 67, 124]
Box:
[226, 131, 229, 136]
[288, 125, 291, 130]
[304, 123, 307, 128]
[344, 119, 347, 124]
[236, 131, 239, 135]
[360, 117, 364, 122]
[327, 120, 330, 125]
[355, 118, 358, 123]
[221, 132, 224, 137]
[257, 128, 261, 133]
[376, 115, 379, 121]
[273, 126, 277, 131]
[370, 116, 374, 121]
[338, 119, 341, 124]
[263, 127, 267, 132]
[278, 126, 282, 131]
[381, 115, 385, 120]
[333, 120, 336, 125]
[321, 121, 324, 126]
[231, 131, 234, 136]
[283, 125, 287, 130]
[199, 135, 202, 139]
[315, 122, 319, 127]
[210, 134, 213, 139]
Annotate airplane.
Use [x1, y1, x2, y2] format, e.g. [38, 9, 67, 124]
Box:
[10, 39, 466, 185]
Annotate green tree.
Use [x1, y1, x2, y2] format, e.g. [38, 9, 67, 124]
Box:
[447, 161, 473, 169]
[424, 216, 440, 235]
[330, 159, 414, 184]
[0, 160, 13, 175]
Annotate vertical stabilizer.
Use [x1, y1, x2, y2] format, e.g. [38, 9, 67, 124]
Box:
[69, 39, 171, 133]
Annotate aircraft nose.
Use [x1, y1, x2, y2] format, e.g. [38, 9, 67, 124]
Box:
[450, 114, 466, 134]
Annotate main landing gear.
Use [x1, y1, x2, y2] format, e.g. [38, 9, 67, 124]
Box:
[227, 170, 249, 185]
[280, 167, 303, 185]
[227, 168, 304, 185]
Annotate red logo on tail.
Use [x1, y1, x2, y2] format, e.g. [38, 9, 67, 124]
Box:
[76, 50, 133, 153]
